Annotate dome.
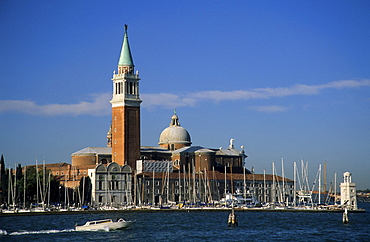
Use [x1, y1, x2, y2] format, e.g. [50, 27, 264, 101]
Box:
[158, 111, 192, 149]
[159, 126, 191, 145]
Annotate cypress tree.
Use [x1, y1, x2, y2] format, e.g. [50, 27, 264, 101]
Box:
[0, 154, 5, 204]
[0, 155, 4, 181]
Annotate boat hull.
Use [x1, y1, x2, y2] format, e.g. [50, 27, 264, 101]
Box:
[75, 219, 133, 231]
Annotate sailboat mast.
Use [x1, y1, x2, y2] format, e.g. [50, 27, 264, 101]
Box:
[243, 166, 246, 201]
[334, 173, 337, 204]
[105, 169, 108, 206]
[24, 167, 26, 209]
[64, 172, 67, 208]
[167, 162, 169, 204]
[13, 165, 16, 208]
[204, 168, 207, 203]
[36, 159, 39, 204]
[43, 160, 46, 207]
[188, 163, 191, 203]
[8, 167, 11, 207]
[324, 161, 327, 193]
[263, 170, 266, 203]
[224, 166, 227, 197]
[178, 169, 181, 203]
[192, 159, 196, 204]
[152, 169, 155, 205]
[293, 162, 296, 207]
[82, 176, 85, 206]
[272, 161, 275, 203]
[318, 164, 321, 205]
[184, 165, 187, 202]
[282, 158, 285, 205]
[48, 172, 51, 207]
[251, 166, 254, 199]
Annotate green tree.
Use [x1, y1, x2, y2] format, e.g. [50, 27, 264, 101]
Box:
[0, 155, 5, 205]
[17, 166, 61, 207]
[20, 166, 38, 205]
[78, 176, 92, 206]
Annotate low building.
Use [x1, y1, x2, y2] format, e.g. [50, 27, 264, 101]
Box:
[88, 162, 132, 206]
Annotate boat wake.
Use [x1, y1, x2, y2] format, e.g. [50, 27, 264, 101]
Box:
[0, 228, 75, 236]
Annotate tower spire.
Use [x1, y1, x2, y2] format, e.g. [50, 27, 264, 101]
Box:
[118, 24, 134, 74]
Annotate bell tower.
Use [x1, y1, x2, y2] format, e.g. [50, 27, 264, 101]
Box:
[110, 25, 141, 169]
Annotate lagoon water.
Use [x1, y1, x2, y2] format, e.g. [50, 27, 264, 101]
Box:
[1, 203, 369, 242]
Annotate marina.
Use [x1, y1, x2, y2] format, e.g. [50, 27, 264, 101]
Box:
[1, 163, 366, 215]
[0, 201, 366, 216]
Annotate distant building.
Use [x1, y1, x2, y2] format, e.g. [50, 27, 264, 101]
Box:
[340, 171, 358, 209]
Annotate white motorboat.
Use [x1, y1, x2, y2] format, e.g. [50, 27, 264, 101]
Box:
[75, 218, 133, 231]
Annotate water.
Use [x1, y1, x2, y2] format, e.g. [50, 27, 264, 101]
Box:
[1, 203, 369, 242]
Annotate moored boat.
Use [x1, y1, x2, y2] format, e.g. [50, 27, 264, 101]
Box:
[75, 218, 133, 231]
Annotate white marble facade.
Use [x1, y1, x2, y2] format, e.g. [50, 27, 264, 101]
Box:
[89, 162, 133, 206]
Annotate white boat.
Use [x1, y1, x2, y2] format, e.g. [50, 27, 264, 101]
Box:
[75, 218, 133, 231]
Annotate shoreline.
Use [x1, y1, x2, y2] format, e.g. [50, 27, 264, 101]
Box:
[0, 207, 366, 216]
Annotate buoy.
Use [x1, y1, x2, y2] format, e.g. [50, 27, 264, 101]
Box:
[228, 208, 238, 227]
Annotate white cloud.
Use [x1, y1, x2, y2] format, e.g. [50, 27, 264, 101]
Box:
[190, 90, 267, 101]
[141, 93, 196, 109]
[0, 93, 111, 116]
[142, 79, 370, 109]
[254, 84, 321, 97]
[319, 79, 370, 89]
[248, 105, 289, 113]
[0, 79, 368, 115]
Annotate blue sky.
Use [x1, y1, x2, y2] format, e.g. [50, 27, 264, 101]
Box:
[0, 1, 369, 189]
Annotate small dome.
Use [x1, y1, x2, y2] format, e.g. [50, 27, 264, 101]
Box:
[172, 114, 179, 120]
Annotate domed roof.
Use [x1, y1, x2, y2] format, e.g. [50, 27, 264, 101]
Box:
[158, 111, 191, 145]
[159, 126, 191, 144]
